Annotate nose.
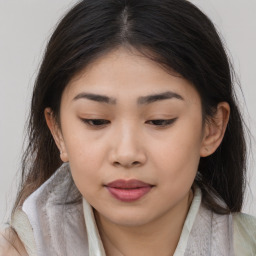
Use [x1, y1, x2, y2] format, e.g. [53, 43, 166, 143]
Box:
[109, 124, 147, 168]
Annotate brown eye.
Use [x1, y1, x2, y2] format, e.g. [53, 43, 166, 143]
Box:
[81, 119, 110, 126]
[146, 118, 177, 127]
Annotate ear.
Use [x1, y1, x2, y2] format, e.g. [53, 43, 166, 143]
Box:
[200, 102, 230, 157]
[44, 108, 69, 162]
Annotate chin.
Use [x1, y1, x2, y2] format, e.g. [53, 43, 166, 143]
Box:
[112, 217, 151, 227]
[102, 208, 156, 227]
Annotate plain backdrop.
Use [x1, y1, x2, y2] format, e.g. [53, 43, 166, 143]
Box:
[0, 0, 256, 224]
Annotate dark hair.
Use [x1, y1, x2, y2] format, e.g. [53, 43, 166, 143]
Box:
[13, 0, 247, 215]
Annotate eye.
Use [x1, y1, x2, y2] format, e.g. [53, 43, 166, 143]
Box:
[146, 118, 177, 127]
[81, 119, 110, 127]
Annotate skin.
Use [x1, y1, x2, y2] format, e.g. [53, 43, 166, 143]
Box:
[45, 47, 230, 256]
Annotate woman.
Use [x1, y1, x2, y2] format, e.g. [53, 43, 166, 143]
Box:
[1, 0, 256, 255]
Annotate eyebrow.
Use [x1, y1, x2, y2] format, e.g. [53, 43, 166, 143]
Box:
[73, 93, 116, 104]
[72, 91, 184, 105]
[137, 91, 184, 105]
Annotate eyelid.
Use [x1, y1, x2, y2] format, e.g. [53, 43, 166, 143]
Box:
[145, 118, 178, 127]
[80, 118, 178, 128]
[81, 118, 110, 127]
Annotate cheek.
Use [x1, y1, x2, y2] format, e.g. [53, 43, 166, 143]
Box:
[60, 125, 106, 195]
[151, 118, 203, 187]
[67, 147, 105, 202]
[67, 140, 103, 180]
[61, 115, 103, 164]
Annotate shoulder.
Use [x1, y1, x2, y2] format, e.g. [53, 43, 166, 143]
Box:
[0, 228, 28, 256]
[233, 212, 256, 236]
[233, 212, 256, 254]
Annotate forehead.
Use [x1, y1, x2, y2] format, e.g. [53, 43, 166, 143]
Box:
[62, 47, 201, 105]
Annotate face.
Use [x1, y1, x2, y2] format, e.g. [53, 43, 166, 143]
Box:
[50, 47, 208, 227]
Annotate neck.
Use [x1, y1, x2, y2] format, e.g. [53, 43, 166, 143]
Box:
[95, 189, 193, 256]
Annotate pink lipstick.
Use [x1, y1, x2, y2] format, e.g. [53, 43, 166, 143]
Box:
[105, 179, 153, 202]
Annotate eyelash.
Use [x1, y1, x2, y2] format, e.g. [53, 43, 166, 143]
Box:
[81, 118, 177, 128]
[145, 118, 177, 126]
[81, 119, 110, 126]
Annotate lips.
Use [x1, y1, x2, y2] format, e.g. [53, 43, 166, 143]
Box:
[105, 179, 153, 202]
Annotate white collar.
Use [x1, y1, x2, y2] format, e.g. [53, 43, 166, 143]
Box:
[83, 198, 106, 256]
[82, 187, 202, 256]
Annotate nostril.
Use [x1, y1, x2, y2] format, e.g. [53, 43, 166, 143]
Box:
[113, 161, 121, 167]
[132, 161, 141, 166]
[113, 161, 141, 168]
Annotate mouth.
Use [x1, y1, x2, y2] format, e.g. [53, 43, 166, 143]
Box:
[105, 179, 154, 202]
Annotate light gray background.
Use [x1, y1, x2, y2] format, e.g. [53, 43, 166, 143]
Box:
[0, 0, 256, 224]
